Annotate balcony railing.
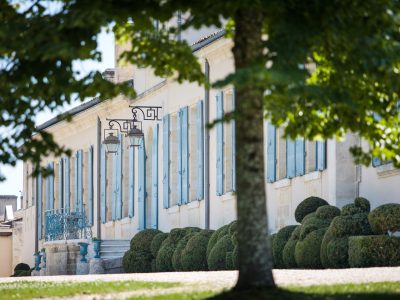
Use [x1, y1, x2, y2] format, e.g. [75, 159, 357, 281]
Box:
[45, 207, 92, 241]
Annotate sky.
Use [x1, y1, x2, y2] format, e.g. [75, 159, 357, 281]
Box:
[0, 28, 115, 205]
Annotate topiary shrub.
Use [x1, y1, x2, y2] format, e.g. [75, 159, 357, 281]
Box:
[348, 236, 400, 267]
[316, 205, 341, 220]
[320, 212, 372, 268]
[122, 250, 153, 273]
[354, 197, 370, 213]
[208, 235, 234, 270]
[181, 230, 214, 271]
[282, 226, 301, 268]
[155, 237, 176, 272]
[299, 215, 331, 240]
[341, 204, 364, 216]
[207, 225, 229, 258]
[172, 233, 196, 271]
[295, 197, 329, 223]
[155, 228, 200, 272]
[228, 220, 237, 236]
[130, 229, 162, 252]
[150, 233, 168, 257]
[14, 263, 30, 272]
[272, 225, 298, 268]
[226, 252, 234, 270]
[368, 203, 400, 234]
[295, 228, 327, 269]
[232, 245, 238, 269]
[325, 237, 349, 268]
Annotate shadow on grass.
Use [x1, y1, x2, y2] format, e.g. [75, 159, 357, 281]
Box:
[209, 287, 400, 300]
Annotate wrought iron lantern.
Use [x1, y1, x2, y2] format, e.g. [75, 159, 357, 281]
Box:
[103, 106, 161, 153]
[102, 132, 120, 154]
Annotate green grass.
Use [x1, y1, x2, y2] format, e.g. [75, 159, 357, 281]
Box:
[1, 280, 399, 300]
[0, 280, 177, 300]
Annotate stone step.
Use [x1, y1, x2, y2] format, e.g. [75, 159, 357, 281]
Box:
[101, 239, 130, 245]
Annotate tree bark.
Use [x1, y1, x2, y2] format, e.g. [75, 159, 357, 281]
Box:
[233, 5, 276, 290]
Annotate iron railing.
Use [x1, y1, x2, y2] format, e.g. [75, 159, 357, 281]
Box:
[45, 207, 92, 241]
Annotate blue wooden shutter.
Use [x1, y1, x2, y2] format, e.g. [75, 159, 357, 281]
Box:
[162, 115, 170, 208]
[138, 138, 146, 230]
[267, 123, 276, 182]
[116, 135, 123, 220]
[177, 110, 183, 205]
[75, 152, 79, 211]
[151, 124, 159, 228]
[286, 139, 296, 178]
[128, 144, 135, 217]
[88, 146, 94, 225]
[58, 159, 63, 209]
[316, 141, 326, 171]
[232, 90, 236, 192]
[196, 101, 204, 200]
[216, 91, 224, 195]
[181, 106, 189, 204]
[64, 157, 70, 212]
[295, 139, 305, 176]
[46, 165, 50, 211]
[77, 150, 83, 212]
[37, 173, 42, 240]
[100, 145, 107, 224]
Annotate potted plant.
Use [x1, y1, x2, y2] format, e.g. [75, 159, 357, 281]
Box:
[92, 237, 101, 259]
[40, 248, 46, 269]
[33, 252, 41, 271]
[78, 242, 89, 263]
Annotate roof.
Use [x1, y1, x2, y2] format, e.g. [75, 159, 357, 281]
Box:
[36, 30, 226, 132]
[0, 195, 17, 199]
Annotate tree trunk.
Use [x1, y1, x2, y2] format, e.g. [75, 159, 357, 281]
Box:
[233, 5, 276, 290]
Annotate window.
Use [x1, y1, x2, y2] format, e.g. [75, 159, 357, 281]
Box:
[169, 112, 179, 206]
[266, 124, 326, 183]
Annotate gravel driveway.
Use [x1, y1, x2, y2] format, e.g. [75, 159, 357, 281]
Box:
[1, 267, 400, 289]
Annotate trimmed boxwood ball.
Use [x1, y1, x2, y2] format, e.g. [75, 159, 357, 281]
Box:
[299, 216, 331, 240]
[295, 196, 329, 223]
[341, 203, 364, 216]
[14, 263, 30, 272]
[349, 236, 400, 267]
[150, 232, 168, 257]
[232, 245, 238, 269]
[207, 225, 229, 258]
[316, 205, 341, 220]
[122, 250, 153, 273]
[155, 237, 176, 272]
[295, 228, 327, 269]
[368, 203, 400, 234]
[169, 228, 187, 242]
[320, 213, 372, 269]
[231, 231, 238, 246]
[326, 237, 349, 268]
[282, 226, 301, 268]
[181, 231, 213, 271]
[208, 235, 234, 270]
[130, 229, 162, 252]
[320, 227, 334, 268]
[272, 225, 298, 268]
[172, 233, 196, 271]
[226, 252, 234, 270]
[354, 197, 370, 212]
[228, 220, 237, 236]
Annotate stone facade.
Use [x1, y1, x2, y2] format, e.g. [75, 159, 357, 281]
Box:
[13, 27, 400, 276]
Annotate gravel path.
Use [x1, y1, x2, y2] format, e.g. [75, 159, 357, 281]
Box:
[1, 267, 400, 289]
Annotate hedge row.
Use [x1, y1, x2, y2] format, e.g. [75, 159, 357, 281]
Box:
[123, 221, 238, 273]
[272, 196, 400, 269]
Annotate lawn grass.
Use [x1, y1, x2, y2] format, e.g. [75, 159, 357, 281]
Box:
[0, 280, 177, 300]
[1, 280, 399, 300]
